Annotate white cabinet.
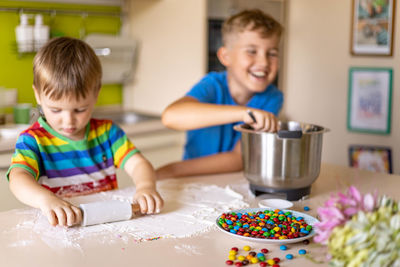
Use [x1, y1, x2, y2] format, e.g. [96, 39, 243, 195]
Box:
[124, 0, 207, 115]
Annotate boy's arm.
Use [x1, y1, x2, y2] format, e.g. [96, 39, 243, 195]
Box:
[156, 141, 243, 179]
[8, 168, 82, 227]
[162, 96, 278, 132]
[123, 153, 164, 214]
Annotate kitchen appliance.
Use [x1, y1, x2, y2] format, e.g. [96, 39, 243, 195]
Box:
[234, 121, 329, 201]
[85, 34, 137, 85]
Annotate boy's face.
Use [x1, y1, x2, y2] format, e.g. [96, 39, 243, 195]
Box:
[34, 89, 98, 140]
[218, 29, 280, 96]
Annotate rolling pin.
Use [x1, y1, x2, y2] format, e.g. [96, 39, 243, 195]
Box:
[80, 200, 141, 226]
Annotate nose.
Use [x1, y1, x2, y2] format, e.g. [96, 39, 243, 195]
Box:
[63, 111, 76, 126]
[257, 52, 269, 68]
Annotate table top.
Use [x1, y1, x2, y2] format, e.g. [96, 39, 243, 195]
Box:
[1, 163, 399, 267]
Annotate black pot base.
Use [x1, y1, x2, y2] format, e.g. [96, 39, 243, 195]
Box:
[250, 184, 311, 201]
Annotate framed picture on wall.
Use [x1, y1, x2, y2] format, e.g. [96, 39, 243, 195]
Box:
[350, 0, 395, 56]
[347, 67, 392, 134]
[349, 145, 392, 173]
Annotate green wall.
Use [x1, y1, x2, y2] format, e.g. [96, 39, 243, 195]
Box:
[0, 1, 122, 106]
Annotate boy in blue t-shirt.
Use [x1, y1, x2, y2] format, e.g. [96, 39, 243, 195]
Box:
[157, 9, 283, 179]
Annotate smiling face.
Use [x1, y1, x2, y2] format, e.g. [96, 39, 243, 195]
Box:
[34, 89, 98, 140]
[218, 29, 280, 103]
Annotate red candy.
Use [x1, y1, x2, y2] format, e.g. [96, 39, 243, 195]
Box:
[273, 257, 280, 263]
[231, 247, 238, 251]
[235, 262, 242, 267]
[272, 265, 280, 267]
[261, 248, 268, 253]
[226, 260, 234, 265]
[259, 262, 267, 267]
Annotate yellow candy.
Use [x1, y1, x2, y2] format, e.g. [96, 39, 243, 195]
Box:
[228, 255, 236, 261]
[238, 256, 245, 261]
[279, 236, 288, 239]
[291, 228, 296, 233]
[229, 250, 237, 255]
[256, 226, 262, 230]
[243, 245, 251, 251]
[273, 227, 281, 232]
[251, 258, 259, 264]
[267, 259, 275, 265]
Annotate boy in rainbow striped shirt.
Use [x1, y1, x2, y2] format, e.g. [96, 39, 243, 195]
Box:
[6, 37, 163, 227]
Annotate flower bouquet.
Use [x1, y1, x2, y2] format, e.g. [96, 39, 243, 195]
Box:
[314, 186, 400, 267]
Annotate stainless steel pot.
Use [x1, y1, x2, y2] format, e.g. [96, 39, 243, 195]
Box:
[234, 121, 329, 200]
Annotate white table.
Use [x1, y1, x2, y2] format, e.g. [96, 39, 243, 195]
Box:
[1, 163, 399, 267]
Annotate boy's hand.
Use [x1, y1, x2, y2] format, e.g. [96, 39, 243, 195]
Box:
[39, 195, 83, 227]
[244, 109, 278, 132]
[134, 187, 164, 214]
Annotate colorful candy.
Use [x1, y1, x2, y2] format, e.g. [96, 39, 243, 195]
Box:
[299, 249, 307, 255]
[225, 245, 284, 266]
[286, 254, 294, 260]
[218, 209, 312, 239]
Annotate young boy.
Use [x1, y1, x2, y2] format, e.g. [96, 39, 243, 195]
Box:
[7, 37, 163, 227]
[157, 9, 283, 179]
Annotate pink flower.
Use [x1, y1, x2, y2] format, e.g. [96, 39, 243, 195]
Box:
[314, 186, 378, 244]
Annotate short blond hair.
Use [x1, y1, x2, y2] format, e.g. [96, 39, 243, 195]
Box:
[33, 37, 102, 100]
[222, 9, 283, 45]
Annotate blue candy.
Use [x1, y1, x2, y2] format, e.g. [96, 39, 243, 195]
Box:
[280, 245, 288, 251]
[304, 206, 310, 211]
[286, 254, 294, 260]
[299, 249, 307, 255]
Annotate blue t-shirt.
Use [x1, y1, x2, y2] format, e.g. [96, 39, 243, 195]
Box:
[183, 71, 283, 160]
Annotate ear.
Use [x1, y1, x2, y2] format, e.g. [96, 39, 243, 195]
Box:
[217, 46, 230, 67]
[32, 86, 41, 105]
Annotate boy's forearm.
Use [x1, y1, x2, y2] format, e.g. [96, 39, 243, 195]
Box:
[9, 168, 56, 209]
[124, 154, 157, 189]
[162, 97, 247, 130]
[157, 151, 243, 179]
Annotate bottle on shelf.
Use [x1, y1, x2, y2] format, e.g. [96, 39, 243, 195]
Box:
[15, 13, 33, 53]
[33, 14, 50, 51]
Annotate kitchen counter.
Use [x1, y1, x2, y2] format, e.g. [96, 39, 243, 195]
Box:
[1, 163, 399, 267]
[0, 113, 168, 153]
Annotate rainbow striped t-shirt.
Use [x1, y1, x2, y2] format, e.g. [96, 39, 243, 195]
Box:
[6, 117, 139, 197]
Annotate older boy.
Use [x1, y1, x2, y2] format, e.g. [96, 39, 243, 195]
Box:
[7, 37, 163, 227]
[157, 9, 283, 179]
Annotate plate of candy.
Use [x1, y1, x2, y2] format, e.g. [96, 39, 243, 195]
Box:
[216, 208, 319, 244]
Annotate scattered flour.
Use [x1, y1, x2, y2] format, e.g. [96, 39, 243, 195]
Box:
[4, 179, 252, 250]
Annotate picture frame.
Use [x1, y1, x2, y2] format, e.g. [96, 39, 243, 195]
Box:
[349, 145, 392, 173]
[350, 0, 395, 56]
[347, 67, 392, 134]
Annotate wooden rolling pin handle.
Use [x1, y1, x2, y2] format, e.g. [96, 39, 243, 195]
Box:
[131, 202, 141, 216]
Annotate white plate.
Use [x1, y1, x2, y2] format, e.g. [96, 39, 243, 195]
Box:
[216, 208, 319, 244]
[258, 199, 293, 209]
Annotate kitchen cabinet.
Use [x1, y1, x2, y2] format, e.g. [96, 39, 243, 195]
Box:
[124, 0, 208, 115]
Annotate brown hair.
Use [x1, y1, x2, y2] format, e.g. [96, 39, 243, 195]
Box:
[33, 37, 102, 100]
[221, 9, 283, 45]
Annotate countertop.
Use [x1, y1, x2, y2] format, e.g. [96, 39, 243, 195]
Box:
[1, 163, 399, 267]
[0, 114, 166, 153]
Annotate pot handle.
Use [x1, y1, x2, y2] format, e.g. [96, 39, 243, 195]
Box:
[277, 130, 303, 139]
